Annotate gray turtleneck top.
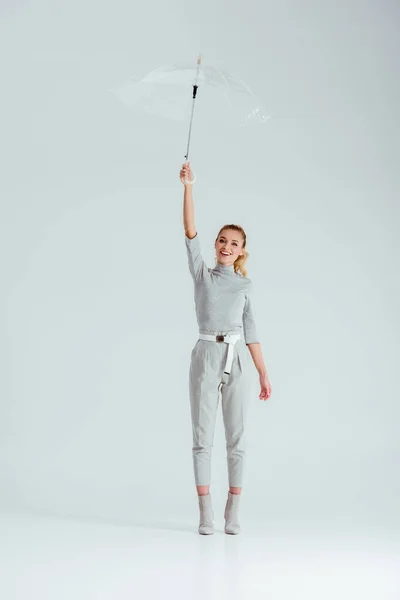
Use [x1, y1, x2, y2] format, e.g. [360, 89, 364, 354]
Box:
[185, 232, 259, 345]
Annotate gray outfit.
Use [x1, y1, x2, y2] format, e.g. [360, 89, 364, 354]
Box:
[185, 232, 259, 487]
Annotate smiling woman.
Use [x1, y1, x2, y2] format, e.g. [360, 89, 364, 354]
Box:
[179, 161, 272, 536]
[214, 228, 248, 276]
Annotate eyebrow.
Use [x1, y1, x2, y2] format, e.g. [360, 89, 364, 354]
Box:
[220, 236, 240, 243]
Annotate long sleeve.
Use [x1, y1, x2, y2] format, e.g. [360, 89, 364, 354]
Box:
[242, 282, 259, 344]
[185, 232, 208, 282]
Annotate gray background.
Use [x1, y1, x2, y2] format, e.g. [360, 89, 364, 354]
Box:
[0, 0, 399, 535]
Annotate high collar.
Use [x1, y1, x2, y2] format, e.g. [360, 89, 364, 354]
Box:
[213, 261, 236, 275]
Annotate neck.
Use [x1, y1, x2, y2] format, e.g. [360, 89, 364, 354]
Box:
[214, 260, 235, 274]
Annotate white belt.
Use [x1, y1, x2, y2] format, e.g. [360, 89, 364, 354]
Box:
[198, 332, 241, 392]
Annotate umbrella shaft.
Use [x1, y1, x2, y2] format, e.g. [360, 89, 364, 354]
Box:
[185, 56, 202, 163]
[185, 93, 197, 162]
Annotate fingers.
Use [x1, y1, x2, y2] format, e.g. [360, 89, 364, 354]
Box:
[179, 162, 192, 183]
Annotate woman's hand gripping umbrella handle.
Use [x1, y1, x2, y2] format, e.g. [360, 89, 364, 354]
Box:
[180, 161, 196, 186]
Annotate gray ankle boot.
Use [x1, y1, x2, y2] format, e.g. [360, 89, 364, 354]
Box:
[198, 493, 214, 535]
[224, 491, 241, 534]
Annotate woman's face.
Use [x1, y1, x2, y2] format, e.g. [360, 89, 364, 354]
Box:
[215, 230, 244, 266]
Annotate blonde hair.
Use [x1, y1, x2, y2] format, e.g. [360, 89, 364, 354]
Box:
[215, 224, 249, 278]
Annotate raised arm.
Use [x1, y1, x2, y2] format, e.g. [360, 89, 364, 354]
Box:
[180, 162, 196, 239]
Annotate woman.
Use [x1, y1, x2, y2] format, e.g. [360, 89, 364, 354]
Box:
[180, 162, 272, 535]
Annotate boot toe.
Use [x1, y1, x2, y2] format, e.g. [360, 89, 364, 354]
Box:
[199, 524, 214, 535]
[224, 522, 240, 535]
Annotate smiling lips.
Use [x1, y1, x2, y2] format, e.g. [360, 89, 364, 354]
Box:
[221, 251, 230, 256]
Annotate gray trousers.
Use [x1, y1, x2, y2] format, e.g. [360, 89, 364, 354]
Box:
[189, 335, 252, 487]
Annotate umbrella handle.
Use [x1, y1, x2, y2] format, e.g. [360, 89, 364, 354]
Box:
[183, 170, 196, 185]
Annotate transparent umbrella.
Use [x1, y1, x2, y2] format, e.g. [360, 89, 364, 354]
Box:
[109, 55, 269, 184]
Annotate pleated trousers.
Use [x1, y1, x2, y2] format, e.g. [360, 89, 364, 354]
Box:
[189, 334, 252, 487]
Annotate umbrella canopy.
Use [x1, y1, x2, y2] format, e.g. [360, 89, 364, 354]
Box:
[109, 60, 269, 127]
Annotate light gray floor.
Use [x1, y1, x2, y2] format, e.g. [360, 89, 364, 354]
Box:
[0, 510, 398, 599]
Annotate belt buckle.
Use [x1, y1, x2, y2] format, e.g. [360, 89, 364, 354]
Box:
[216, 334, 224, 342]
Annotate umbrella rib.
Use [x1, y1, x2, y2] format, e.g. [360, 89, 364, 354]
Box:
[216, 68, 235, 112]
